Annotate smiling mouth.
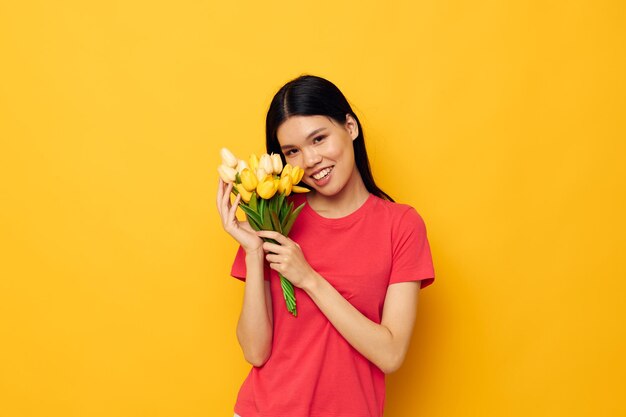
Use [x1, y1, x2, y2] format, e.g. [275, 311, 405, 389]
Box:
[312, 166, 334, 180]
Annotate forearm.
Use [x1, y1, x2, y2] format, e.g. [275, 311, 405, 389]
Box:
[302, 272, 405, 374]
[236, 249, 273, 366]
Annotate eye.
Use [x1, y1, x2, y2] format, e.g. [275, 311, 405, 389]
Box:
[313, 135, 326, 144]
[284, 148, 299, 156]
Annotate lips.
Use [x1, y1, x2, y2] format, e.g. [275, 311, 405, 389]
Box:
[309, 165, 334, 186]
[312, 166, 333, 180]
[311, 167, 333, 180]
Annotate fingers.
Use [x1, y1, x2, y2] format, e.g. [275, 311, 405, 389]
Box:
[228, 193, 241, 222]
[220, 181, 234, 215]
[257, 230, 290, 244]
[267, 262, 282, 273]
[216, 178, 223, 212]
[262, 241, 283, 254]
[264, 253, 284, 264]
[216, 179, 229, 210]
[217, 179, 238, 227]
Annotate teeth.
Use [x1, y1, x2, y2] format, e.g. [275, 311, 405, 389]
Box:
[313, 167, 332, 180]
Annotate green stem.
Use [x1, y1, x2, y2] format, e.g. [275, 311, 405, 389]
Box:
[280, 274, 297, 317]
[261, 237, 298, 317]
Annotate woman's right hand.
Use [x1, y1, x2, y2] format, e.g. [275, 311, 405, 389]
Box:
[216, 178, 263, 254]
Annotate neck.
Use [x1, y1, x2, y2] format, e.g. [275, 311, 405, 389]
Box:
[306, 168, 370, 218]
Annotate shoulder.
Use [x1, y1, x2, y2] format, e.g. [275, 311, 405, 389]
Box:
[372, 195, 423, 223]
[370, 195, 427, 237]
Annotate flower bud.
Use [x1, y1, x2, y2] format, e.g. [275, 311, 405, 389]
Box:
[278, 175, 293, 196]
[217, 164, 237, 183]
[281, 163, 293, 179]
[291, 166, 305, 185]
[256, 168, 268, 183]
[240, 168, 258, 192]
[271, 153, 283, 174]
[236, 159, 249, 173]
[291, 185, 310, 193]
[235, 184, 252, 203]
[249, 153, 259, 170]
[220, 148, 238, 169]
[256, 178, 278, 199]
[259, 154, 273, 175]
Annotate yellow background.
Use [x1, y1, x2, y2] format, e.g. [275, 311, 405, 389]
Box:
[1, 1, 624, 416]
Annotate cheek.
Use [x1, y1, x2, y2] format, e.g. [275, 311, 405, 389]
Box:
[290, 154, 305, 169]
[283, 151, 301, 164]
[331, 143, 353, 167]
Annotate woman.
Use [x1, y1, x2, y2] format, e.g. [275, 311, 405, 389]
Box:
[217, 74, 435, 417]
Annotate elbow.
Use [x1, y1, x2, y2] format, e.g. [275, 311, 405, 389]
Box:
[236, 322, 273, 367]
[244, 348, 271, 367]
[238, 332, 272, 367]
[378, 351, 407, 375]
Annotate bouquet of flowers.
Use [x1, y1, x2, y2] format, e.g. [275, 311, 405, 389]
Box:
[218, 147, 310, 316]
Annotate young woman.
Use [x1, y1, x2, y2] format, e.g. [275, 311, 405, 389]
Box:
[216, 75, 435, 417]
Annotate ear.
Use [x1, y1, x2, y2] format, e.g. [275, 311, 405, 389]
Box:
[345, 113, 359, 141]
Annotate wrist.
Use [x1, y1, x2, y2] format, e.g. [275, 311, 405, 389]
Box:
[301, 270, 322, 294]
[244, 247, 264, 260]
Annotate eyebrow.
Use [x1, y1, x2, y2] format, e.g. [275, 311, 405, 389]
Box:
[280, 127, 327, 150]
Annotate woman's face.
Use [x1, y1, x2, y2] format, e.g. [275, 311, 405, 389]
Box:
[276, 114, 360, 198]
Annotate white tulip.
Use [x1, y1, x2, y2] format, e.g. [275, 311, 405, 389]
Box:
[236, 159, 249, 173]
[218, 164, 237, 183]
[259, 154, 273, 175]
[271, 153, 283, 174]
[220, 148, 238, 169]
[256, 168, 268, 182]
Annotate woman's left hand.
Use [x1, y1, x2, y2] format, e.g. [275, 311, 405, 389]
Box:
[256, 230, 316, 289]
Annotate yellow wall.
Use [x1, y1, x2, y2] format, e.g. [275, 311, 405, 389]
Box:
[1, 1, 624, 416]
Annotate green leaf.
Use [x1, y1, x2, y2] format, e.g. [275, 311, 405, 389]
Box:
[246, 213, 262, 231]
[248, 192, 258, 211]
[262, 202, 273, 230]
[269, 194, 277, 214]
[281, 201, 294, 230]
[282, 202, 305, 236]
[276, 194, 285, 217]
[238, 204, 262, 229]
[279, 199, 288, 220]
[258, 198, 265, 227]
[270, 211, 283, 234]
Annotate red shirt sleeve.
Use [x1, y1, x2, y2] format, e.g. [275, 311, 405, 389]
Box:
[230, 245, 271, 281]
[389, 207, 435, 288]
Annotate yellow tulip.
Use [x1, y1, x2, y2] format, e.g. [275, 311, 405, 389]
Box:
[240, 168, 258, 192]
[271, 153, 283, 174]
[281, 163, 293, 179]
[217, 164, 237, 183]
[249, 153, 259, 170]
[220, 148, 238, 169]
[257, 178, 278, 199]
[291, 185, 310, 193]
[235, 184, 252, 203]
[291, 166, 305, 185]
[259, 153, 273, 174]
[278, 175, 293, 196]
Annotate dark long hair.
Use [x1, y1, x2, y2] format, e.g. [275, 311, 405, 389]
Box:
[265, 74, 394, 202]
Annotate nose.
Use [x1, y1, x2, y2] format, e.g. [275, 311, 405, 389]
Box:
[302, 148, 322, 168]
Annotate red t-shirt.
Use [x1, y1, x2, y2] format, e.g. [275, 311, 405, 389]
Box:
[230, 193, 435, 417]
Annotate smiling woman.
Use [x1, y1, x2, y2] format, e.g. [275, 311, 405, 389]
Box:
[276, 114, 364, 211]
[216, 74, 435, 417]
